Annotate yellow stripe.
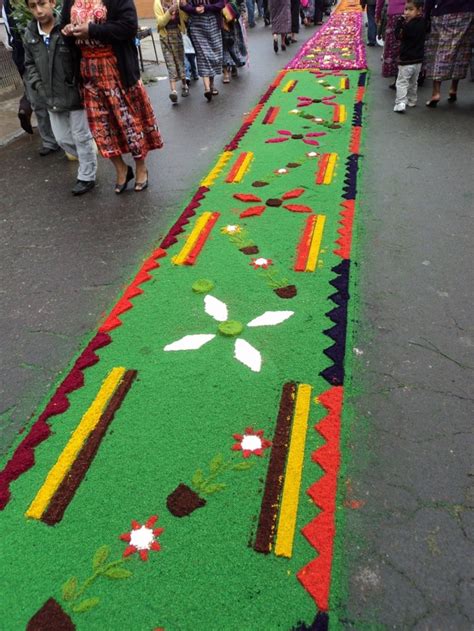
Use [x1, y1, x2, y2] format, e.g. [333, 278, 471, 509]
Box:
[339, 104, 347, 123]
[172, 213, 213, 265]
[26, 367, 126, 520]
[200, 151, 233, 188]
[233, 151, 254, 183]
[282, 80, 295, 93]
[274, 384, 312, 558]
[323, 153, 337, 185]
[305, 215, 326, 272]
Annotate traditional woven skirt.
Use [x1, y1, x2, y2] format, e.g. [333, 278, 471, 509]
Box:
[270, 0, 291, 34]
[188, 13, 223, 77]
[80, 47, 163, 160]
[424, 12, 474, 81]
[160, 26, 186, 81]
[382, 13, 402, 77]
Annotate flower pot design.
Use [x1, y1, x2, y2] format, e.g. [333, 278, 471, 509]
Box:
[239, 245, 259, 255]
[166, 483, 206, 517]
[27, 598, 75, 631]
[274, 285, 297, 299]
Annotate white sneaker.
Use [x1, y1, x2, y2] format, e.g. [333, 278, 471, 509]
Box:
[407, 101, 417, 107]
[393, 102, 406, 113]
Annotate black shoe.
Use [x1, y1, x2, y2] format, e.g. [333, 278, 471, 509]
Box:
[388, 82, 396, 90]
[281, 43, 286, 51]
[204, 90, 213, 102]
[367, 41, 376, 46]
[72, 180, 96, 196]
[273, 39, 279, 53]
[39, 146, 60, 156]
[115, 165, 134, 194]
[285, 35, 291, 45]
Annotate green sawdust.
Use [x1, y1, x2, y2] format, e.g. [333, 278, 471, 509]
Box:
[0, 69, 364, 630]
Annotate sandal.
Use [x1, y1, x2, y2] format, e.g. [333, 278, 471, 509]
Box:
[426, 98, 440, 108]
[211, 88, 219, 95]
[447, 93, 457, 103]
[114, 165, 134, 194]
[204, 90, 212, 102]
[134, 171, 148, 192]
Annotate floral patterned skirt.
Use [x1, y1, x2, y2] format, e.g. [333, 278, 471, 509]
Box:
[80, 47, 163, 160]
[382, 14, 402, 78]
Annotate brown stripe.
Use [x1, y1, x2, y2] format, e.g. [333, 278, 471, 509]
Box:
[42, 370, 137, 525]
[253, 382, 296, 554]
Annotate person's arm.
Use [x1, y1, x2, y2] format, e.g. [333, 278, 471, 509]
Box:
[360, 0, 367, 9]
[154, 0, 172, 27]
[394, 15, 405, 39]
[180, 0, 199, 14]
[23, 37, 44, 96]
[88, 0, 138, 42]
[204, 0, 225, 12]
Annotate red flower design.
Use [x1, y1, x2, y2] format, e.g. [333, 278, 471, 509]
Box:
[120, 515, 164, 561]
[250, 257, 273, 269]
[233, 188, 313, 218]
[266, 129, 326, 146]
[232, 427, 272, 458]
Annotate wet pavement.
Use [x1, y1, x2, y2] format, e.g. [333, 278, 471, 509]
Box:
[1, 21, 473, 629]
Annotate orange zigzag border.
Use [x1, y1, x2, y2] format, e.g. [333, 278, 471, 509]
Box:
[99, 248, 167, 333]
[297, 386, 343, 612]
[333, 200, 355, 259]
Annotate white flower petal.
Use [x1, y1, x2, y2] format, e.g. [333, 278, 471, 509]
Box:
[204, 295, 228, 322]
[247, 311, 294, 327]
[234, 338, 262, 372]
[164, 334, 215, 351]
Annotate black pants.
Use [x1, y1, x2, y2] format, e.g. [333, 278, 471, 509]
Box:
[314, 0, 323, 23]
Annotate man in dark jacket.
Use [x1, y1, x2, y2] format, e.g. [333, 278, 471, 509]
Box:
[23, 0, 97, 193]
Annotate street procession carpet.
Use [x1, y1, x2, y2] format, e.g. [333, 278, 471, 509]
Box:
[0, 2, 368, 629]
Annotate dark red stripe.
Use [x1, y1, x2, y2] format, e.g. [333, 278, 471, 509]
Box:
[41, 370, 137, 525]
[254, 382, 297, 554]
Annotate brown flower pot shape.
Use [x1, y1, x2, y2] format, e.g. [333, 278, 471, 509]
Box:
[274, 285, 297, 299]
[27, 598, 75, 631]
[166, 483, 206, 517]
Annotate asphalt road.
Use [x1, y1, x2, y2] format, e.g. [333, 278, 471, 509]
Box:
[0, 21, 473, 629]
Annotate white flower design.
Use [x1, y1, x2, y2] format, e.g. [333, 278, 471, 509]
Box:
[163, 295, 294, 372]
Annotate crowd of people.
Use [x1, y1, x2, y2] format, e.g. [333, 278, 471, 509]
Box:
[3, 0, 471, 198]
[360, 0, 473, 112]
[1, 0, 333, 196]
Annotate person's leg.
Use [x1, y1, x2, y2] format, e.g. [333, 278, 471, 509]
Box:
[394, 64, 410, 111]
[366, 4, 376, 45]
[246, 0, 256, 26]
[70, 109, 97, 182]
[48, 110, 74, 155]
[189, 54, 198, 79]
[33, 104, 59, 152]
[427, 79, 442, 106]
[111, 155, 132, 191]
[449, 78, 459, 99]
[134, 157, 148, 191]
[407, 64, 421, 106]
[257, 0, 264, 17]
[313, 0, 323, 24]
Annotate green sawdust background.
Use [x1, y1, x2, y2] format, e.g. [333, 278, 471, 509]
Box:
[0, 70, 361, 630]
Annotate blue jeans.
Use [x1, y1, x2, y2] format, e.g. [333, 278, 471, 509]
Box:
[246, 0, 256, 26]
[366, 4, 376, 44]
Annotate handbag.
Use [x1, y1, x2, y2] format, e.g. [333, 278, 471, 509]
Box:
[222, 1, 239, 23]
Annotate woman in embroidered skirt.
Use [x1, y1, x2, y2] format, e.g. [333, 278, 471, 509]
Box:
[376, 0, 405, 79]
[61, 0, 163, 193]
[270, 0, 291, 52]
[424, 0, 474, 106]
[181, 0, 225, 101]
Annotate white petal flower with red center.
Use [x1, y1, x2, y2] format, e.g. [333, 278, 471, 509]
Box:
[250, 257, 273, 269]
[163, 294, 294, 372]
[232, 427, 272, 458]
[120, 515, 164, 561]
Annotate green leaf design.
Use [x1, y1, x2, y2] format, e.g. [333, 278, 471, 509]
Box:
[232, 461, 253, 471]
[103, 567, 133, 580]
[92, 545, 110, 571]
[72, 597, 100, 613]
[61, 576, 78, 602]
[191, 469, 205, 490]
[203, 482, 227, 494]
[209, 453, 224, 473]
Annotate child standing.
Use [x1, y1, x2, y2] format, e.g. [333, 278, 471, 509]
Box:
[183, 31, 199, 82]
[23, 0, 97, 194]
[393, 0, 426, 112]
[154, 0, 189, 103]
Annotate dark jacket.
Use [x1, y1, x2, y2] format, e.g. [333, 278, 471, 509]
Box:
[61, 0, 140, 89]
[23, 19, 83, 112]
[425, 0, 474, 18]
[394, 16, 426, 64]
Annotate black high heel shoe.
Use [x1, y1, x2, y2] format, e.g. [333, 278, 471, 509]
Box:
[115, 165, 134, 194]
[204, 90, 212, 102]
[134, 171, 148, 192]
[273, 39, 279, 53]
[447, 93, 457, 103]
